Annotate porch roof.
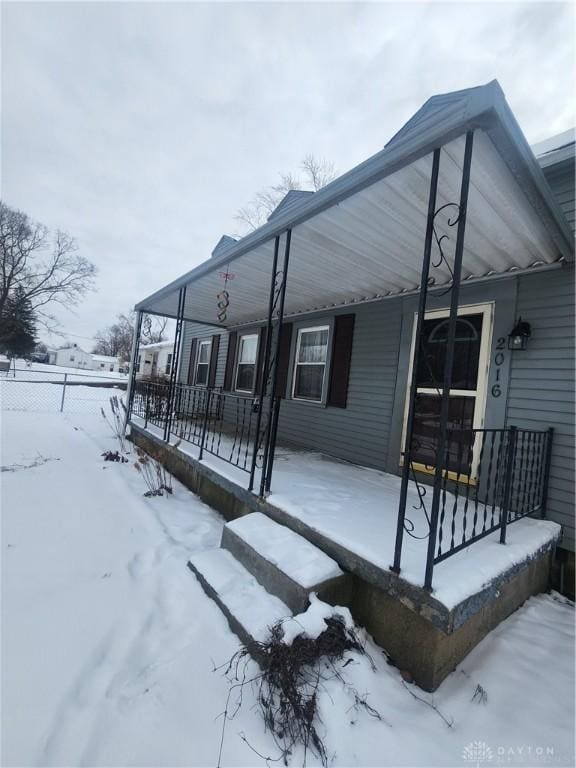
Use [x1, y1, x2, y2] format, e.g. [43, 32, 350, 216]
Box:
[135, 80, 574, 327]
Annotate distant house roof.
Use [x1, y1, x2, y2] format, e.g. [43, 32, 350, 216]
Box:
[139, 341, 173, 351]
[211, 235, 237, 259]
[91, 354, 118, 363]
[532, 128, 575, 169]
[268, 190, 315, 221]
[58, 345, 88, 354]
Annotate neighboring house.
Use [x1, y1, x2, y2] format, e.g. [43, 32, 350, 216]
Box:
[136, 341, 174, 379]
[90, 354, 120, 373]
[54, 344, 92, 369]
[126, 81, 575, 690]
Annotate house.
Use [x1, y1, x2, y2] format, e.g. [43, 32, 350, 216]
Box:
[135, 340, 174, 379]
[90, 354, 120, 373]
[125, 81, 574, 690]
[53, 344, 92, 369]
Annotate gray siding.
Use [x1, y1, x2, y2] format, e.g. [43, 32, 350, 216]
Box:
[177, 270, 574, 553]
[277, 301, 403, 469]
[507, 265, 575, 551]
[179, 322, 228, 387]
[543, 161, 575, 233]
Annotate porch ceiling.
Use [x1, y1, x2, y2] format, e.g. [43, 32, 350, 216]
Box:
[136, 84, 574, 328]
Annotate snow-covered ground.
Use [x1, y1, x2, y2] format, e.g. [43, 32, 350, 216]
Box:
[2, 360, 128, 381]
[0, 361, 127, 414]
[2, 404, 574, 767]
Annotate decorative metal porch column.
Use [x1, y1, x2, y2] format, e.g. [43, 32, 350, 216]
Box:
[124, 310, 143, 432]
[391, 148, 441, 575]
[248, 235, 280, 491]
[163, 285, 187, 442]
[391, 131, 475, 591]
[248, 230, 291, 497]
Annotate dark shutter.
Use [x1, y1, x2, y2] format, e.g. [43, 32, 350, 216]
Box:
[223, 331, 237, 391]
[187, 339, 198, 385]
[275, 322, 293, 398]
[327, 314, 355, 408]
[254, 326, 268, 395]
[208, 334, 220, 388]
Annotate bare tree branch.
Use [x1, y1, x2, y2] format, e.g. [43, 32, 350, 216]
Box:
[234, 155, 335, 234]
[0, 201, 97, 329]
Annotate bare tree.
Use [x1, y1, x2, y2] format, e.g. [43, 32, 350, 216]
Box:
[93, 311, 167, 362]
[0, 201, 97, 329]
[141, 314, 167, 344]
[301, 154, 336, 192]
[235, 156, 336, 233]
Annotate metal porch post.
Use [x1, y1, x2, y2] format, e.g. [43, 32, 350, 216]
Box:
[260, 229, 292, 497]
[424, 130, 475, 591]
[248, 235, 280, 492]
[540, 427, 554, 518]
[124, 310, 143, 433]
[391, 147, 441, 575]
[163, 286, 187, 442]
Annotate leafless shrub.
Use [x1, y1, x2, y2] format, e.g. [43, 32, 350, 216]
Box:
[100, 396, 128, 453]
[133, 442, 179, 497]
[217, 614, 381, 767]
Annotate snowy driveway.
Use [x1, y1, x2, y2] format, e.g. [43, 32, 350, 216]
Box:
[1, 410, 574, 767]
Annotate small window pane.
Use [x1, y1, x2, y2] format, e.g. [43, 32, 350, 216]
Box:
[294, 365, 325, 401]
[416, 314, 483, 391]
[298, 329, 328, 363]
[411, 393, 475, 475]
[198, 342, 210, 364]
[236, 363, 255, 391]
[239, 335, 257, 364]
[196, 363, 209, 385]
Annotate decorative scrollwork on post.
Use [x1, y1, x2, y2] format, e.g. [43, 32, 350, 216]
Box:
[399, 200, 462, 541]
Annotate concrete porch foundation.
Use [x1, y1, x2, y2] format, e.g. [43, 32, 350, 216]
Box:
[129, 422, 559, 691]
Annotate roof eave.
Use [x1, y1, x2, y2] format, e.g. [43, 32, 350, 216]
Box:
[135, 81, 573, 313]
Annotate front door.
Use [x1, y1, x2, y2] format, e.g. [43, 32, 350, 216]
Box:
[401, 303, 494, 482]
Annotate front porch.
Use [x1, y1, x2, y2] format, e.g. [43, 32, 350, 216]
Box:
[130, 379, 556, 599]
[129, 418, 560, 689]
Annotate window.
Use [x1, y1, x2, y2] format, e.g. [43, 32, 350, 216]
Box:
[292, 326, 329, 402]
[235, 334, 258, 392]
[401, 304, 493, 481]
[165, 353, 172, 376]
[195, 340, 211, 385]
[70, 355, 75, 362]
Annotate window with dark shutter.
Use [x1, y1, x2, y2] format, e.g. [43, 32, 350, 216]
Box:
[255, 326, 268, 395]
[223, 331, 237, 391]
[208, 334, 220, 387]
[276, 323, 293, 398]
[187, 339, 198, 385]
[327, 314, 355, 408]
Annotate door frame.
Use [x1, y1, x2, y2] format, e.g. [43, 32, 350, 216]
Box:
[400, 300, 495, 483]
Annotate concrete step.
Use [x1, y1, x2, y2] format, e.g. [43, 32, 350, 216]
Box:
[221, 512, 351, 613]
[187, 548, 291, 653]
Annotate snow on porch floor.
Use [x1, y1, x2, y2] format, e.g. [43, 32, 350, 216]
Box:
[134, 419, 561, 610]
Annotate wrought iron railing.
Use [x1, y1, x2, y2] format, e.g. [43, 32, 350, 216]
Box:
[131, 379, 171, 430]
[132, 380, 259, 475]
[408, 426, 554, 570]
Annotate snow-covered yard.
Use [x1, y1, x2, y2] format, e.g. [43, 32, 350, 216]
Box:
[1, 404, 574, 767]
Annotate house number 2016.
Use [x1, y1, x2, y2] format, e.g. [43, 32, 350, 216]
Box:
[491, 337, 506, 397]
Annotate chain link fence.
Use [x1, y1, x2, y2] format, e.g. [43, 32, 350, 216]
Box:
[0, 366, 128, 414]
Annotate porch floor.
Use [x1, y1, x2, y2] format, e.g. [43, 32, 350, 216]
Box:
[132, 417, 560, 610]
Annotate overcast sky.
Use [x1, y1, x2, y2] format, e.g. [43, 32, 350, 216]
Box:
[2, 1, 574, 348]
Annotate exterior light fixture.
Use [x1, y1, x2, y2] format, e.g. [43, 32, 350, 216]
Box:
[508, 318, 531, 351]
